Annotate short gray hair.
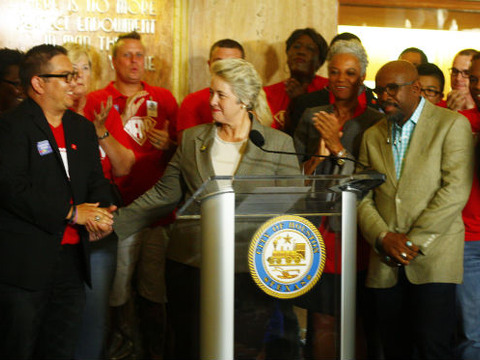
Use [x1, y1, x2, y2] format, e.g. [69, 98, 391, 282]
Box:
[326, 39, 368, 76]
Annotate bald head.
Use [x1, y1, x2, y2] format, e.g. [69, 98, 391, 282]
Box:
[377, 60, 419, 83]
[375, 60, 421, 125]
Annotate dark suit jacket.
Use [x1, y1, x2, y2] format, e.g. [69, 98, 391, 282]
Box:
[286, 87, 379, 136]
[0, 98, 113, 290]
[294, 105, 384, 174]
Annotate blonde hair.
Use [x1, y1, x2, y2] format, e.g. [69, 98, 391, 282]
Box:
[111, 31, 145, 58]
[210, 58, 273, 127]
[63, 42, 104, 92]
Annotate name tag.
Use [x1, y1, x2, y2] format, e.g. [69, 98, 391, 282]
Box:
[37, 140, 53, 156]
[147, 100, 158, 117]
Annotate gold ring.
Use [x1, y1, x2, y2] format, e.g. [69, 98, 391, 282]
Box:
[94, 215, 101, 222]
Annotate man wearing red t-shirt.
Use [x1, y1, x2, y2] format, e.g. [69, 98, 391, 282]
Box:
[438, 49, 478, 111]
[0, 45, 115, 359]
[176, 38, 244, 142]
[457, 53, 480, 360]
[84, 31, 178, 358]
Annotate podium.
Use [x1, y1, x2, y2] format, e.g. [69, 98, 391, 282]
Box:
[177, 173, 384, 360]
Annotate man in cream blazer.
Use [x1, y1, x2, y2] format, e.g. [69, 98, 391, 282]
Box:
[358, 60, 473, 360]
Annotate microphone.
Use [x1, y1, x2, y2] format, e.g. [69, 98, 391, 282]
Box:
[249, 129, 368, 169]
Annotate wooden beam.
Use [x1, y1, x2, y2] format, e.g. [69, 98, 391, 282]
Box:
[339, 0, 480, 12]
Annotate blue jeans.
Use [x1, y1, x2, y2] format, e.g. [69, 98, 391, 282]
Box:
[75, 236, 117, 360]
[457, 241, 480, 360]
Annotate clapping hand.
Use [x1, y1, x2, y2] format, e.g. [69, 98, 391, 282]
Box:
[285, 78, 308, 99]
[93, 96, 113, 136]
[312, 111, 343, 155]
[147, 120, 176, 150]
[121, 91, 148, 125]
[446, 90, 468, 111]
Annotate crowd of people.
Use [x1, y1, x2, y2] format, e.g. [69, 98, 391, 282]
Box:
[0, 27, 479, 360]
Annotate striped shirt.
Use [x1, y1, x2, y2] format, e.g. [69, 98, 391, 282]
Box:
[392, 97, 425, 178]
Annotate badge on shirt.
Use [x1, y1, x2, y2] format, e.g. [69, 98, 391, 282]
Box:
[37, 140, 53, 156]
[146, 100, 158, 117]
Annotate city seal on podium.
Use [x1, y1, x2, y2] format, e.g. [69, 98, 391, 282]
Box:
[248, 215, 326, 299]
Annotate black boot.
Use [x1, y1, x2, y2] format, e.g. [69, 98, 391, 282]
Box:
[138, 296, 167, 360]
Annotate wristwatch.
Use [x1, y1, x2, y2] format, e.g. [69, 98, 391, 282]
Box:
[98, 131, 110, 140]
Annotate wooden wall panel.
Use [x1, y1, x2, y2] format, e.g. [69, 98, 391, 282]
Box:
[187, 0, 338, 95]
[340, 1, 480, 30]
[340, 0, 480, 12]
[0, 0, 339, 101]
[0, 0, 174, 91]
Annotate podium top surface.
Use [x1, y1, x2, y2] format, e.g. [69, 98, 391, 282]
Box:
[177, 172, 384, 218]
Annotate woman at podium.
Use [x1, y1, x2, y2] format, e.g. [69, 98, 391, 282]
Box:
[113, 58, 301, 359]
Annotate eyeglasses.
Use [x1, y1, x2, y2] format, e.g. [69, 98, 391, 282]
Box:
[38, 71, 78, 83]
[421, 88, 442, 97]
[1, 79, 21, 87]
[449, 67, 469, 78]
[373, 81, 414, 97]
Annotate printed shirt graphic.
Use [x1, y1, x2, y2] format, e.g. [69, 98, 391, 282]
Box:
[123, 115, 157, 146]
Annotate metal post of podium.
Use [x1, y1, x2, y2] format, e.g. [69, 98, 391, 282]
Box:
[340, 189, 358, 360]
[200, 190, 235, 359]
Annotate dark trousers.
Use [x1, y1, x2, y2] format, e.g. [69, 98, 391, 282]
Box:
[0, 244, 86, 360]
[372, 267, 456, 360]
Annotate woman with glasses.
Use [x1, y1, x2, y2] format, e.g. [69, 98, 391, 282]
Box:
[293, 39, 384, 359]
[63, 42, 135, 360]
[417, 63, 445, 106]
[0, 48, 25, 114]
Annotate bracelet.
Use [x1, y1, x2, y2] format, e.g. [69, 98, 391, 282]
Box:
[73, 208, 78, 224]
[98, 131, 110, 140]
[335, 148, 346, 166]
[335, 148, 346, 157]
[68, 205, 77, 225]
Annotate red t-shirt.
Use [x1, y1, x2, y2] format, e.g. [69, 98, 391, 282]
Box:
[264, 75, 329, 129]
[176, 87, 211, 133]
[49, 123, 80, 245]
[72, 106, 130, 181]
[437, 99, 447, 108]
[319, 220, 369, 274]
[460, 108, 480, 241]
[85, 81, 178, 206]
[328, 90, 368, 118]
